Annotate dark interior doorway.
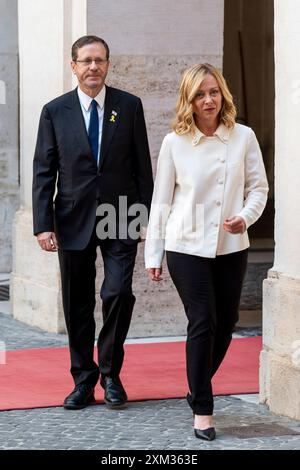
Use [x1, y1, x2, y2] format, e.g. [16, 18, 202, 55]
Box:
[223, 0, 274, 248]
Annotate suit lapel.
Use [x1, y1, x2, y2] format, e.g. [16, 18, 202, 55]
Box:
[65, 88, 96, 166]
[99, 86, 120, 171]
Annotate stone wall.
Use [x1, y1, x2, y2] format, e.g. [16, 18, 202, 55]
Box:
[88, 0, 224, 337]
[88, 0, 224, 164]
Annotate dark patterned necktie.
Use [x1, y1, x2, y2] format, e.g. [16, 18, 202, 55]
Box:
[88, 99, 99, 164]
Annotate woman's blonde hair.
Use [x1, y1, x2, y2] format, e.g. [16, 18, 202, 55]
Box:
[172, 63, 236, 135]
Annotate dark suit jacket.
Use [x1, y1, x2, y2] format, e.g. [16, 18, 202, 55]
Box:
[32, 86, 153, 250]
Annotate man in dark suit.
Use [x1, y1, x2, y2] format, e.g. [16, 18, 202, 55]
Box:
[32, 35, 153, 410]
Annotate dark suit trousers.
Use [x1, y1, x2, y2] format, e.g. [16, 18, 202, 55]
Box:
[166, 249, 248, 415]
[58, 226, 137, 387]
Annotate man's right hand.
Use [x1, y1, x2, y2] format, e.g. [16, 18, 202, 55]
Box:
[37, 232, 59, 252]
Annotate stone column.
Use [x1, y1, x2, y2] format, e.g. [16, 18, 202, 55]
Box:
[11, 0, 87, 332]
[0, 0, 19, 272]
[260, 0, 300, 419]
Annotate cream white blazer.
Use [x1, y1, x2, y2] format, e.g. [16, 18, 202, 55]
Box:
[145, 123, 269, 268]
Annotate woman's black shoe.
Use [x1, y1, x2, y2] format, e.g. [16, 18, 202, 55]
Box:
[194, 427, 216, 441]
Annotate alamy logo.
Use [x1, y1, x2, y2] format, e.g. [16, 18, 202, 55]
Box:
[95, 196, 205, 243]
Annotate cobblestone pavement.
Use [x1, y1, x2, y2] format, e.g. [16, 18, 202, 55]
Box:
[0, 311, 69, 350]
[0, 397, 300, 450]
[0, 308, 300, 451]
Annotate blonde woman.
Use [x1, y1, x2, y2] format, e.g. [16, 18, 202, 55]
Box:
[145, 63, 268, 441]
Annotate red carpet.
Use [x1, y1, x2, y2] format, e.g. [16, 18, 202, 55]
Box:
[0, 337, 261, 411]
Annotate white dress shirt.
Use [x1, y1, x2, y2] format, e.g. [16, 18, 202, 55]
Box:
[145, 123, 269, 268]
[77, 85, 106, 166]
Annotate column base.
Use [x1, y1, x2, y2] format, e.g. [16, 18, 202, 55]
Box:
[260, 270, 300, 419]
[11, 208, 65, 333]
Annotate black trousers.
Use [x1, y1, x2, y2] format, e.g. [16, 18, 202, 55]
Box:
[58, 226, 137, 387]
[166, 249, 248, 415]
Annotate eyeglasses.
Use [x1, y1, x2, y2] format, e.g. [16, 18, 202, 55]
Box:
[75, 59, 108, 67]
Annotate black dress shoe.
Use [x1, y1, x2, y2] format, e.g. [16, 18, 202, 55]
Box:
[100, 376, 127, 409]
[63, 383, 95, 410]
[194, 427, 216, 441]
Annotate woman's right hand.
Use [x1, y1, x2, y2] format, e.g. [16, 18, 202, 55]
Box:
[147, 267, 163, 282]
